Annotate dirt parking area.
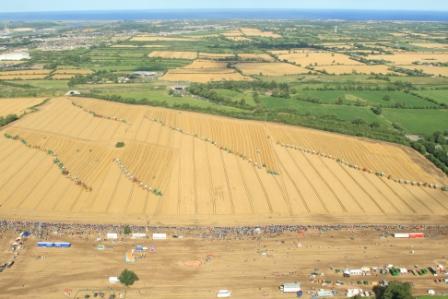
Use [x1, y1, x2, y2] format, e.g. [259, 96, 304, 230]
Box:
[0, 228, 447, 299]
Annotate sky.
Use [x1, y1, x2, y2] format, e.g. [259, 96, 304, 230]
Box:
[0, 0, 447, 12]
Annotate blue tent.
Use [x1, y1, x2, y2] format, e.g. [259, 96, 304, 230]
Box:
[37, 242, 54, 247]
[20, 231, 31, 238]
[54, 242, 71, 248]
[37, 242, 71, 248]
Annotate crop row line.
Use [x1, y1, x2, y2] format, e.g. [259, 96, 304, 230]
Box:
[277, 142, 448, 192]
[3, 132, 92, 192]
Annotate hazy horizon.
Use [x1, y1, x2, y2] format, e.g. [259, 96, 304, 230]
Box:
[1, 0, 447, 13]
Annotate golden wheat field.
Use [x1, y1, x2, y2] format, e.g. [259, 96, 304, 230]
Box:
[0, 69, 51, 80]
[161, 60, 252, 82]
[0, 97, 447, 225]
[0, 98, 46, 117]
[271, 49, 362, 66]
[236, 62, 309, 76]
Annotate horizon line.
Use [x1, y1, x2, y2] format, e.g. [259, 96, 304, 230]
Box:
[1, 8, 448, 14]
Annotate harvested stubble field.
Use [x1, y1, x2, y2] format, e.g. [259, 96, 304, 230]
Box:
[236, 62, 309, 76]
[1, 229, 448, 299]
[0, 98, 46, 117]
[271, 49, 362, 66]
[161, 60, 251, 82]
[0, 97, 447, 225]
[367, 52, 448, 65]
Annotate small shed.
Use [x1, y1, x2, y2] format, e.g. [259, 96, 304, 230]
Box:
[107, 233, 118, 240]
[152, 233, 167, 240]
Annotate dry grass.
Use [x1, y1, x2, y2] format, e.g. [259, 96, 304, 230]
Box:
[198, 53, 234, 59]
[401, 65, 448, 76]
[161, 72, 250, 83]
[0, 69, 51, 80]
[131, 35, 199, 42]
[240, 27, 281, 38]
[412, 43, 448, 49]
[315, 65, 393, 75]
[161, 59, 252, 82]
[111, 44, 164, 48]
[237, 53, 275, 62]
[367, 52, 448, 65]
[148, 51, 198, 59]
[0, 97, 446, 225]
[1, 229, 447, 299]
[236, 62, 309, 76]
[272, 49, 362, 66]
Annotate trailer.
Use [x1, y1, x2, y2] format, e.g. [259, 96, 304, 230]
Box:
[394, 233, 410, 238]
[409, 233, 424, 239]
[343, 269, 364, 277]
[280, 282, 301, 293]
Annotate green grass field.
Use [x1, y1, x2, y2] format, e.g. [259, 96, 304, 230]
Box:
[415, 89, 448, 105]
[295, 90, 437, 108]
[383, 108, 448, 136]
